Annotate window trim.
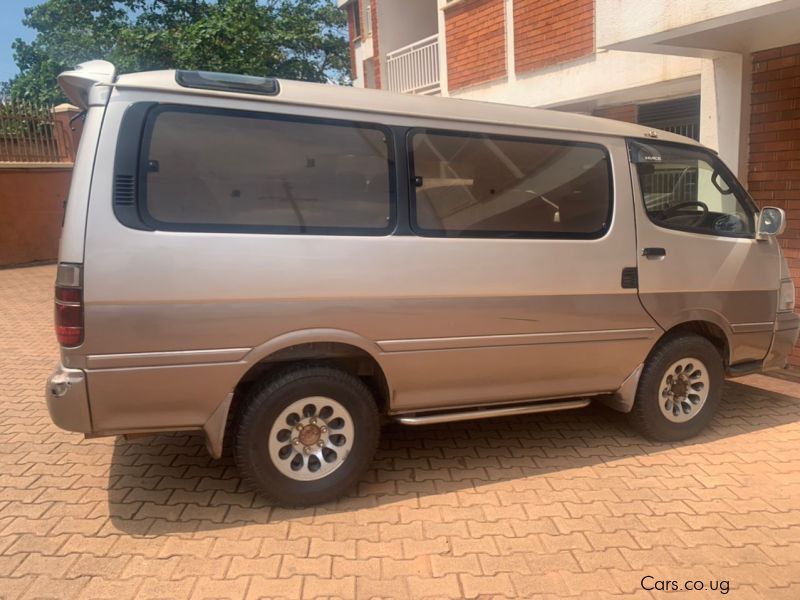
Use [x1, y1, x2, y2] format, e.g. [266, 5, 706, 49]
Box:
[407, 127, 614, 240]
[628, 138, 757, 240]
[135, 103, 398, 236]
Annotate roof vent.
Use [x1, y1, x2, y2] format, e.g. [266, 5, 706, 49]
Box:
[175, 70, 280, 97]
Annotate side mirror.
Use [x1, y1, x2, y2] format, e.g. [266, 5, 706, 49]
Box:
[757, 206, 786, 240]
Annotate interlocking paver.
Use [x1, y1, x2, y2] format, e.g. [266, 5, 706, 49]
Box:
[192, 575, 250, 600]
[246, 574, 302, 599]
[2, 264, 800, 598]
[405, 573, 461, 599]
[21, 574, 89, 600]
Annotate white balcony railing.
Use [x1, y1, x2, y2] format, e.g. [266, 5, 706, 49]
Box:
[386, 34, 441, 95]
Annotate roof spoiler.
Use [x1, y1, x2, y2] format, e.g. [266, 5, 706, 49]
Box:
[57, 60, 117, 108]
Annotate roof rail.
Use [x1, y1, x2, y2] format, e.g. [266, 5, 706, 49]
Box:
[57, 60, 117, 108]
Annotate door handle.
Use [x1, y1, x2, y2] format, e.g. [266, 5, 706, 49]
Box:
[642, 247, 667, 258]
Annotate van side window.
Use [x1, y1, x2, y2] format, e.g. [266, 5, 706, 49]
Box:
[141, 107, 394, 235]
[631, 141, 755, 237]
[408, 130, 612, 238]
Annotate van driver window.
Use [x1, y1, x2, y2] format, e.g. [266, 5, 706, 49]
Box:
[409, 130, 612, 238]
[633, 142, 755, 237]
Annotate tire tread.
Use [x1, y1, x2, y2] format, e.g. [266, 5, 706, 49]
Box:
[629, 332, 723, 442]
[233, 363, 380, 506]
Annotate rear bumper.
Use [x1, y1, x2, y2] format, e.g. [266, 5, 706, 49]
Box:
[45, 363, 92, 433]
[763, 311, 800, 371]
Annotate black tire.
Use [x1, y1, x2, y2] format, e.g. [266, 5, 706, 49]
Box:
[234, 364, 380, 506]
[629, 333, 724, 442]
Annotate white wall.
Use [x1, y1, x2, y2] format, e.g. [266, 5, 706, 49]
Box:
[699, 54, 751, 176]
[351, 38, 374, 88]
[452, 50, 703, 110]
[597, 0, 793, 48]
[378, 0, 438, 54]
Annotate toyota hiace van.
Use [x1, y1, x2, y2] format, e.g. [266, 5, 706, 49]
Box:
[46, 61, 800, 505]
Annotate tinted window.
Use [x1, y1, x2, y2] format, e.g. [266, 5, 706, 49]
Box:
[632, 141, 754, 237]
[409, 130, 612, 238]
[142, 107, 394, 234]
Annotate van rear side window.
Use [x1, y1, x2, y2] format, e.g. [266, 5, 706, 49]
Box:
[409, 130, 612, 239]
[140, 107, 395, 234]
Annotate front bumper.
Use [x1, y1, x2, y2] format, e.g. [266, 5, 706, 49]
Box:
[45, 363, 92, 433]
[763, 311, 800, 371]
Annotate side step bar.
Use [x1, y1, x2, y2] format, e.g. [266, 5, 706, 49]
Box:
[726, 360, 763, 377]
[394, 398, 591, 426]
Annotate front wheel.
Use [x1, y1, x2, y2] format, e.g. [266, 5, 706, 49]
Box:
[234, 365, 380, 506]
[629, 333, 724, 442]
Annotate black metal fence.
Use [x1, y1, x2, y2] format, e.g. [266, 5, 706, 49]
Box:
[0, 99, 74, 163]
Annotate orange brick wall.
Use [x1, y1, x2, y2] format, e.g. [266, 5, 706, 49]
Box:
[514, 0, 594, 74]
[0, 168, 72, 267]
[370, 0, 381, 88]
[445, 0, 506, 92]
[749, 43, 800, 365]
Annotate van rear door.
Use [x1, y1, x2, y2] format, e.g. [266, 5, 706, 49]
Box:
[56, 61, 115, 265]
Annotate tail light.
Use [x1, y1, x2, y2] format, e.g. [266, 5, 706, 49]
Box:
[55, 263, 83, 347]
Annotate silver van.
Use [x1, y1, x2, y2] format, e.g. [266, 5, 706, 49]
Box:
[47, 61, 800, 505]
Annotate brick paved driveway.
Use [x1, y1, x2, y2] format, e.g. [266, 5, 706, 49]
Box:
[1, 264, 800, 599]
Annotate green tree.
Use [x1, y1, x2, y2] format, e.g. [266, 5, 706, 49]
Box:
[5, 0, 350, 104]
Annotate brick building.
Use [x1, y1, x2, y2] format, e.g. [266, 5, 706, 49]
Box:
[339, 0, 800, 363]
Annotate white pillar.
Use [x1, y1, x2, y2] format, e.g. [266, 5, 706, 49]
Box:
[505, 0, 516, 84]
[437, 0, 449, 96]
[699, 53, 750, 177]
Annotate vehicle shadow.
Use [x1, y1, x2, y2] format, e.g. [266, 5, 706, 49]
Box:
[107, 378, 800, 534]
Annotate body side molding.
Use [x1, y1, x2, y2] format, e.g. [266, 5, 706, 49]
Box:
[378, 328, 656, 352]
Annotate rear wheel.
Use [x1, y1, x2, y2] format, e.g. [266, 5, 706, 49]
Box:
[234, 365, 380, 506]
[629, 333, 724, 441]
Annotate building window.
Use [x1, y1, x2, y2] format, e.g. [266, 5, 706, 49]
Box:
[638, 96, 700, 141]
[140, 106, 395, 235]
[409, 129, 612, 239]
[364, 2, 372, 37]
[352, 0, 362, 39]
